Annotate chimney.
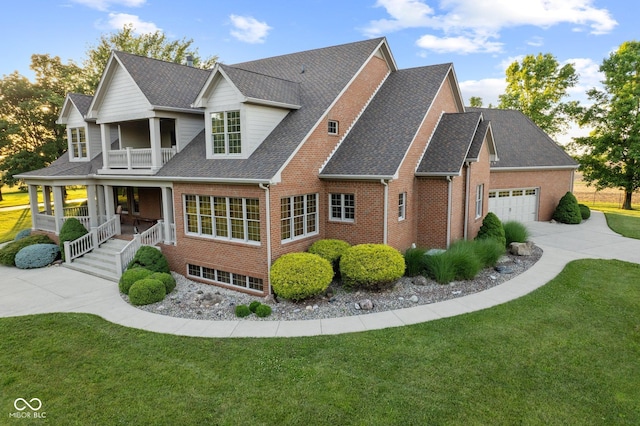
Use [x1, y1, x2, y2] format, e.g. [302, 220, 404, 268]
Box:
[186, 55, 194, 67]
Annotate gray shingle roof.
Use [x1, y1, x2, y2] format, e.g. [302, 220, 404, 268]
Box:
[114, 51, 211, 111]
[467, 108, 578, 169]
[466, 119, 490, 161]
[320, 63, 452, 177]
[416, 112, 482, 175]
[157, 38, 386, 180]
[16, 151, 103, 178]
[219, 64, 301, 107]
[68, 93, 93, 117]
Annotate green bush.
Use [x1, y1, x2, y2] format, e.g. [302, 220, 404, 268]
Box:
[270, 253, 333, 301]
[339, 244, 405, 290]
[15, 244, 60, 269]
[14, 229, 31, 241]
[0, 234, 55, 266]
[475, 212, 506, 248]
[128, 278, 166, 306]
[249, 301, 261, 313]
[308, 239, 351, 274]
[447, 241, 483, 280]
[255, 304, 272, 318]
[423, 252, 456, 284]
[471, 238, 505, 268]
[148, 272, 176, 294]
[235, 305, 251, 318]
[59, 218, 88, 260]
[503, 221, 530, 247]
[128, 246, 170, 273]
[119, 268, 153, 294]
[553, 192, 582, 224]
[578, 203, 591, 220]
[404, 247, 427, 277]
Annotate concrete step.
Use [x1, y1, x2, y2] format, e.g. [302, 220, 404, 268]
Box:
[64, 260, 119, 282]
[62, 237, 130, 282]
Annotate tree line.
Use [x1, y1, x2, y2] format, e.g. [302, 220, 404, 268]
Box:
[0, 28, 638, 209]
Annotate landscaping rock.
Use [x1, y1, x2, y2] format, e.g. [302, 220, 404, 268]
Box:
[409, 295, 419, 303]
[495, 265, 514, 274]
[509, 242, 534, 256]
[413, 276, 428, 286]
[356, 299, 374, 310]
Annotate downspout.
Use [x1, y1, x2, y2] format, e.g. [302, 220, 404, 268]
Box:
[259, 183, 272, 295]
[381, 179, 389, 245]
[447, 176, 452, 248]
[464, 162, 471, 240]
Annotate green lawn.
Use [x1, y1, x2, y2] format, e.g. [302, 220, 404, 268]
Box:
[0, 186, 87, 209]
[2, 259, 639, 425]
[0, 209, 32, 243]
[583, 202, 640, 239]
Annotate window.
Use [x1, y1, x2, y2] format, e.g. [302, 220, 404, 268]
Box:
[281, 193, 318, 241]
[211, 110, 241, 155]
[328, 120, 338, 135]
[476, 184, 484, 219]
[525, 189, 537, 196]
[398, 192, 406, 221]
[69, 127, 87, 159]
[187, 263, 263, 292]
[330, 193, 355, 222]
[184, 194, 260, 243]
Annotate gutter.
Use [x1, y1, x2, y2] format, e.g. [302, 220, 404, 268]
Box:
[320, 174, 395, 181]
[259, 183, 272, 296]
[491, 165, 579, 172]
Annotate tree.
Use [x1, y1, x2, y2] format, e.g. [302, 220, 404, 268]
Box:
[469, 96, 483, 107]
[82, 24, 217, 90]
[498, 53, 578, 136]
[572, 41, 640, 210]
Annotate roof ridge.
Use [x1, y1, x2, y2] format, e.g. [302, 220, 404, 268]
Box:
[114, 50, 212, 72]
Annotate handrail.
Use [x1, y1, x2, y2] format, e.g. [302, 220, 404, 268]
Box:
[64, 215, 121, 263]
[139, 220, 164, 246]
[115, 221, 164, 274]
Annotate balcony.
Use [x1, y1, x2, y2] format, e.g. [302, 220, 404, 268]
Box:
[106, 147, 176, 170]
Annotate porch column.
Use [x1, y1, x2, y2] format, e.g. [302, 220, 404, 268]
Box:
[104, 185, 115, 219]
[96, 185, 106, 222]
[149, 117, 162, 171]
[28, 185, 39, 230]
[52, 186, 65, 234]
[101, 124, 111, 170]
[161, 186, 174, 244]
[43, 186, 52, 215]
[86, 184, 98, 228]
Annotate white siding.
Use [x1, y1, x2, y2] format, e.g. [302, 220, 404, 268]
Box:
[67, 107, 85, 129]
[88, 123, 102, 159]
[98, 65, 150, 122]
[244, 104, 289, 155]
[177, 115, 205, 151]
[205, 78, 242, 111]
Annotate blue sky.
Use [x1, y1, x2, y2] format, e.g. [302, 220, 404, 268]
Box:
[2, 0, 636, 141]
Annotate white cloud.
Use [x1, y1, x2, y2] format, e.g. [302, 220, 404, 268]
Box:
[229, 15, 272, 44]
[459, 78, 506, 107]
[527, 36, 544, 47]
[416, 34, 502, 54]
[100, 12, 160, 34]
[365, 0, 617, 54]
[71, 0, 146, 12]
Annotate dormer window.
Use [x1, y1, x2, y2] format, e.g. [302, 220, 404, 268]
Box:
[212, 110, 242, 155]
[69, 127, 87, 159]
[328, 120, 338, 135]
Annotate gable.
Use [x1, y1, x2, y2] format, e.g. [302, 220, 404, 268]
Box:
[92, 61, 151, 123]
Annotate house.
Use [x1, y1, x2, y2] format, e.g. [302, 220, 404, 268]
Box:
[17, 38, 578, 296]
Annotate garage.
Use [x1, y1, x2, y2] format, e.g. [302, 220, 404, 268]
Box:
[488, 188, 538, 222]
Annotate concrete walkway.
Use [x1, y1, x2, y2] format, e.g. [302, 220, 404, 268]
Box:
[1, 211, 638, 338]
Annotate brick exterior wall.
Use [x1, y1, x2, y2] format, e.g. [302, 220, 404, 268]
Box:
[416, 177, 449, 248]
[489, 169, 575, 221]
[465, 139, 492, 239]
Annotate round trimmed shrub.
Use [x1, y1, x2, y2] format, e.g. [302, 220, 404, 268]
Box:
[235, 304, 251, 318]
[15, 244, 60, 269]
[128, 246, 170, 273]
[0, 234, 55, 266]
[578, 203, 591, 220]
[119, 267, 153, 294]
[270, 253, 333, 301]
[308, 239, 351, 274]
[255, 304, 272, 318]
[59, 218, 88, 260]
[475, 212, 506, 248]
[339, 244, 405, 290]
[14, 229, 32, 241]
[503, 221, 530, 247]
[249, 301, 261, 313]
[128, 278, 166, 306]
[148, 272, 176, 294]
[552, 192, 582, 224]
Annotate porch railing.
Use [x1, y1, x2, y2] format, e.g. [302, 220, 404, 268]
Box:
[107, 147, 176, 169]
[64, 216, 121, 263]
[115, 220, 165, 274]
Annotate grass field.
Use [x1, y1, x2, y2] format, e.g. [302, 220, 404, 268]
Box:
[1, 259, 639, 424]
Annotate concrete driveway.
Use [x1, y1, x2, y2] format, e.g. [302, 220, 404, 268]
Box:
[1, 211, 638, 337]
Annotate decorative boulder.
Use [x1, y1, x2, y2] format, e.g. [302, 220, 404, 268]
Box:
[15, 244, 60, 269]
[509, 241, 534, 256]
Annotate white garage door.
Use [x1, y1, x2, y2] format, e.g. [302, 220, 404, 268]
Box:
[488, 188, 538, 222]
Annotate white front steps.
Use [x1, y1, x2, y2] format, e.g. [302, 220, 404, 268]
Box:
[63, 238, 129, 282]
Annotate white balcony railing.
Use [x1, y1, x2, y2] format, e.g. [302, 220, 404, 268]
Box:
[107, 147, 176, 169]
